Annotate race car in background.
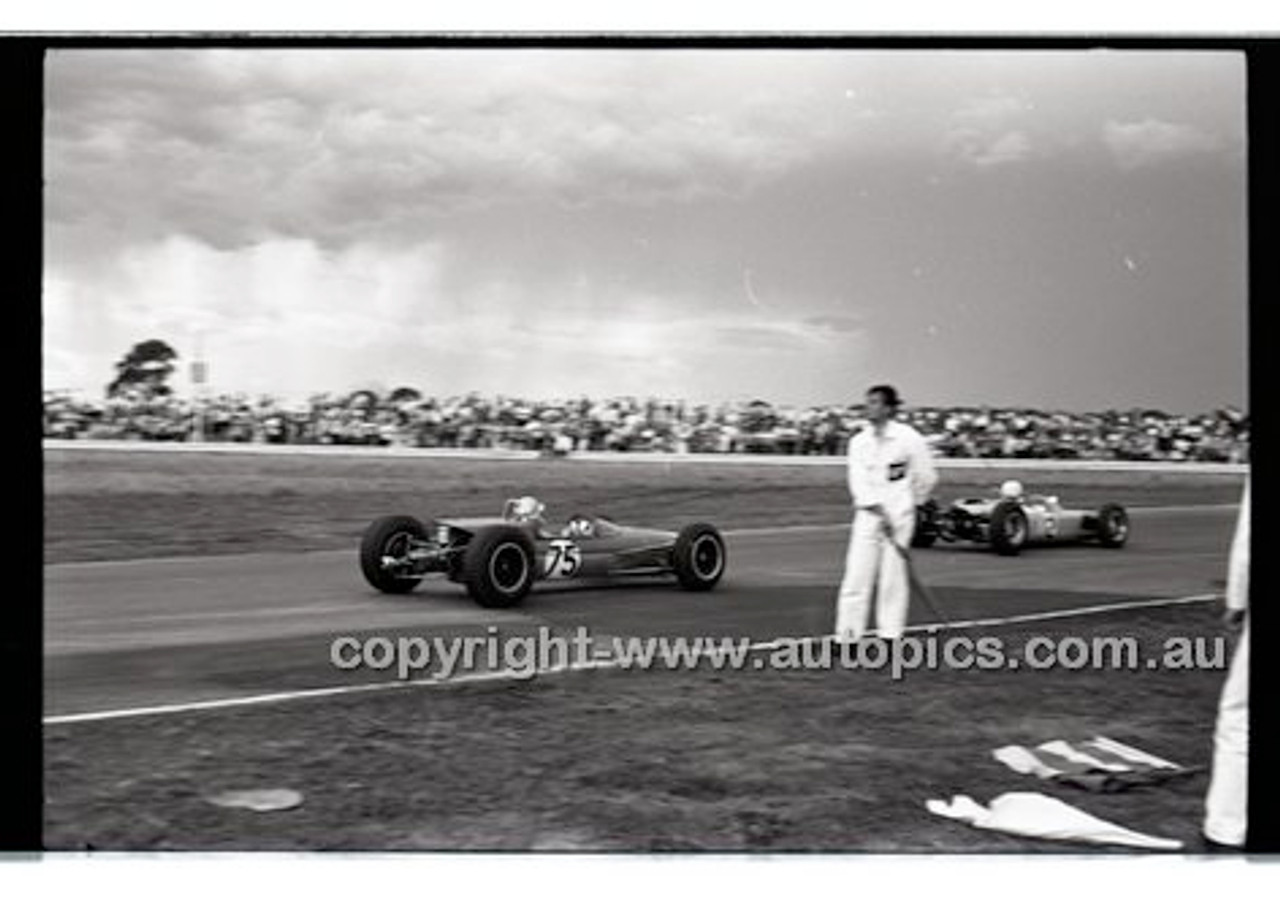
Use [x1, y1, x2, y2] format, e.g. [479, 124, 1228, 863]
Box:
[911, 480, 1130, 556]
[359, 496, 726, 607]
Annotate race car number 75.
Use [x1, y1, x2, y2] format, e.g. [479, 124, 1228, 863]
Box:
[544, 539, 582, 578]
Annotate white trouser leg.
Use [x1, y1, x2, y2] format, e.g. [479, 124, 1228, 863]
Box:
[875, 512, 916, 640]
[835, 513, 883, 641]
[1204, 619, 1249, 846]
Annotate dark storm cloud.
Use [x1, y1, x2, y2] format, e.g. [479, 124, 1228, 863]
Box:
[45, 49, 828, 253]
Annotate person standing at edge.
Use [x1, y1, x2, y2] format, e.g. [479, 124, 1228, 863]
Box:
[835, 385, 938, 642]
[1203, 475, 1250, 850]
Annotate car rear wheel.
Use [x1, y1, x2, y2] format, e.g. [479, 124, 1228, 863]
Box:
[360, 515, 428, 594]
[462, 525, 537, 608]
[1096, 503, 1130, 548]
[673, 523, 726, 591]
[989, 501, 1028, 556]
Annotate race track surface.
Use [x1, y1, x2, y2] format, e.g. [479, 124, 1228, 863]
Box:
[45, 507, 1236, 719]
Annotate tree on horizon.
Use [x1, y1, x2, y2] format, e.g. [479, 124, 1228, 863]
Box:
[106, 339, 178, 398]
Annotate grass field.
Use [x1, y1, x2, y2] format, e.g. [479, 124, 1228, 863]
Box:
[43, 448, 1246, 563]
[44, 602, 1234, 852]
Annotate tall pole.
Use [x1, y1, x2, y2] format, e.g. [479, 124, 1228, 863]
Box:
[192, 330, 208, 442]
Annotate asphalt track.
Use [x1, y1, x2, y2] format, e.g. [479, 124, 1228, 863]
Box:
[45, 507, 1237, 720]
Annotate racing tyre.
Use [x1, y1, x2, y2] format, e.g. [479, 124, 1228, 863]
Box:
[360, 515, 428, 594]
[461, 525, 537, 608]
[673, 522, 726, 591]
[911, 500, 940, 548]
[1096, 503, 1130, 548]
[989, 501, 1028, 556]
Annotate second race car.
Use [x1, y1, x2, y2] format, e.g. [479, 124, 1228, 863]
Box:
[911, 480, 1130, 556]
[359, 496, 727, 607]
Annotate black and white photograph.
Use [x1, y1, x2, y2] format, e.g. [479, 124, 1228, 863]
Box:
[39, 38, 1259, 862]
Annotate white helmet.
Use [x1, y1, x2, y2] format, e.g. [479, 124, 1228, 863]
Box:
[999, 480, 1024, 500]
[510, 495, 546, 521]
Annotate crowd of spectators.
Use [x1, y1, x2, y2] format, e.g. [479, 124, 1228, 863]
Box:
[42, 388, 1250, 463]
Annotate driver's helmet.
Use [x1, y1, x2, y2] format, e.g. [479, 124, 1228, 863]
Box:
[999, 479, 1024, 500]
[509, 495, 547, 523]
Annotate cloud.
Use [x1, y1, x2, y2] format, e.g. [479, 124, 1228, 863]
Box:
[42, 51, 1246, 408]
[803, 314, 863, 334]
[45, 50, 825, 253]
[941, 93, 1034, 168]
[1102, 118, 1224, 169]
[43, 228, 866, 399]
[954, 95, 1026, 122]
[944, 128, 1032, 168]
[710, 321, 841, 353]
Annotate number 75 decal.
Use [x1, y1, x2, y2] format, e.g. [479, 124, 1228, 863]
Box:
[544, 539, 582, 578]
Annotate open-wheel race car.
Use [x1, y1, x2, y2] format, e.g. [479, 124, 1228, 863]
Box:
[359, 496, 727, 607]
[910, 480, 1130, 556]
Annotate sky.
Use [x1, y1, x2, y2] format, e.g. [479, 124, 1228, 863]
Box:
[43, 48, 1248, 411]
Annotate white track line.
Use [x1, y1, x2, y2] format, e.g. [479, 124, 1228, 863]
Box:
[887, 593, 1216, 634]
[44, 593, 1218, 726]
[43, 439, 541, 461]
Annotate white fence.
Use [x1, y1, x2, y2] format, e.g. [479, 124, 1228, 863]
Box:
[42, 439, 1249, 475]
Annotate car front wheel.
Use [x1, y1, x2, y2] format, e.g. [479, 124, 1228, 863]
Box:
[989, 501, 1028, 556]
[461, 525, 537, 608]
[360, 515, 428, 594]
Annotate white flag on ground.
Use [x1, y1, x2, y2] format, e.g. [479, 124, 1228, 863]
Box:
[992, 735, 1196, 792]
[926, 792, 1183, 850]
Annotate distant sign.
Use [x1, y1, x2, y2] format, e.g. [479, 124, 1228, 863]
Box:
[191, 360, 208, 385]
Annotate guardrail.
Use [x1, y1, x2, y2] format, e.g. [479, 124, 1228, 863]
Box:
[42, 438, 1249, 475]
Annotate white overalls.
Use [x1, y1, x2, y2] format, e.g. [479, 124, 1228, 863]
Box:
[1204, 477, 1250, 846]
[835, 419, 938, 641]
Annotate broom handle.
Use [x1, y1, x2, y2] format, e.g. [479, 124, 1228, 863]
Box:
[879, 514, 951, 627]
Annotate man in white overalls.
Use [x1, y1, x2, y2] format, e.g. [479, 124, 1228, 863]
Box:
[835, 385, 938, 642]
[1203, 476, 1250, 849]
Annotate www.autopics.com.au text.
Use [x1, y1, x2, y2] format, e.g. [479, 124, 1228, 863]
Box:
[328, 626, 1229, 682]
